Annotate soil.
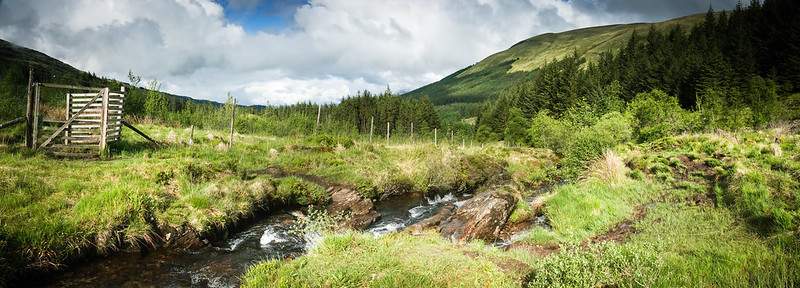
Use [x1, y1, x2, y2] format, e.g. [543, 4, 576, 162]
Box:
[586, 205, 647, 245]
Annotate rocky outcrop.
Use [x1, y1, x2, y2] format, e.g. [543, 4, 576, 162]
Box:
[439, 189, 516, 243]
[407, 204, 456, 235]
[326, 187, 380, 229]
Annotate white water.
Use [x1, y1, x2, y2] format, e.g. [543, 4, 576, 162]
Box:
[426, 192, 455, 205]
[368, 221, 406, 236]
[259, 227, 288, 248]
[408, 205, 433, 218]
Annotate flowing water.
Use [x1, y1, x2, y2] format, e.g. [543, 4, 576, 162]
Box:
[33, 192, 469, 288]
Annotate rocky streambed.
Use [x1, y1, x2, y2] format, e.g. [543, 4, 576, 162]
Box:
[31, 185, 551, 288]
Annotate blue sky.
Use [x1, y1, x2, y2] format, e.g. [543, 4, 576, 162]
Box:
[217, 0, 308, 32]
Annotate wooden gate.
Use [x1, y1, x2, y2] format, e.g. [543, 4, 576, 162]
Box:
[34, 83, 125, 157]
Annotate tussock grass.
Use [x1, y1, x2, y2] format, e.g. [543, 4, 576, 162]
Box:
[242, 232, 517, 288]
[585, 150, 628, 184]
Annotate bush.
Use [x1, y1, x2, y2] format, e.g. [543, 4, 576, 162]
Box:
[561, 112, 632, 177]
[626, 89, 695, 142]
[527, 110, 571, 154]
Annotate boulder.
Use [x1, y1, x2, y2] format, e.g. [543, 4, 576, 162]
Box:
[407, 204, 456, 235]
[326, 187, 379, 229]
[439, 190, 516, 243]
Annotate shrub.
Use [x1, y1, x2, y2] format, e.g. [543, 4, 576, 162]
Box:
[527, 110, 571, 154]
[561, 112, 632, 177]
[626, 89, 695, 142]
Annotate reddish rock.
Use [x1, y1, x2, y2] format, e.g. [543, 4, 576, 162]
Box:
[439, 189, 516, 243]
[326, 187, 379, 229]
[407, 204, 456, 235]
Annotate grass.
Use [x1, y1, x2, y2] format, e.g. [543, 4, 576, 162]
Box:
[3, 121, 799, 287]
[0, 123, 552, 285]
[241, 129, 800, 288]
[241, 232, 518, 288]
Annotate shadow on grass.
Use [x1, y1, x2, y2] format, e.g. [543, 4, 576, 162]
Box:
[110, 139, 161, 156]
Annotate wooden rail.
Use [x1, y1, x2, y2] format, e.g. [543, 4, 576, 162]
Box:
[122, 120, 161, 146]
[0, 117, 24, 130]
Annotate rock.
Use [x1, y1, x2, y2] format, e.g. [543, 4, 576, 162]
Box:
[166, 130, 177, 143]
[161, 225, 206, 250]
[407, 204, 456, 235]
[439, 189, 516, 243]
[269, 148, 279, 158]
[326, 187, 379, 229]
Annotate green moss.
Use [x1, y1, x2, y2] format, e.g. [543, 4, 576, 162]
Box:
[509, 200, 533, 224]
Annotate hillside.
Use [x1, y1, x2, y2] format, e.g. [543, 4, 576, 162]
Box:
[0, 38, 222, 121]
[405, 14, 705, 105]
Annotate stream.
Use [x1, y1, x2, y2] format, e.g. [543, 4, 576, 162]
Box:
[33, 192, 471, 288]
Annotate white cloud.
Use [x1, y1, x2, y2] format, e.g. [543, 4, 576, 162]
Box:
[0, 0, 719, 105]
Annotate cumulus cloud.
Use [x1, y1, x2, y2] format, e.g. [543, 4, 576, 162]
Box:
[0, 0, 737, 105]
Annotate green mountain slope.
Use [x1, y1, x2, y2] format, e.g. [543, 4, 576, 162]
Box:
[0, 38, 224, 121]
[405, 14, 705, 105]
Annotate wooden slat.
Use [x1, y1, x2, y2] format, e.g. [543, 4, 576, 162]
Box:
[65, 133, 99, 137]
[49, 144, 101, 149]
[49, 151, 99, 158]
[38, 90, 102, 149]
[0, 117, 24, 130]
[70, 103, 123, 108]
[65, 139, 100, 144]
[41, 83, 103, 92]
[69, 93, 101, 97]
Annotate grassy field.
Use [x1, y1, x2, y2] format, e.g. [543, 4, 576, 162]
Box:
[242, 128, 800, 287]
[0, 124, 554, 285]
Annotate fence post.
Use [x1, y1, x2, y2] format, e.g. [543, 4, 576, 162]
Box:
[24, 68, 33, 148]
[450, 129, 453, 144]
[64, 91, 71, 145]
[189, 125, 194, 145]
[99, 88, 110, 154]
[434, 128, 437, 146]
[229, 98, 236, 147]
[314, 104, 321, 135]
[386, 122, 390, 142]
[369, 116, 374, 143]
[32, 83, 40, 148]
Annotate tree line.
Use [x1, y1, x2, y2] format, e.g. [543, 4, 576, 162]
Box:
[477, 0, 800, 143]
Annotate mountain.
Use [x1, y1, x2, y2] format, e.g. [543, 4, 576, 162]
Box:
[404, 14, 705, 105]
[0, 38, 223, 122]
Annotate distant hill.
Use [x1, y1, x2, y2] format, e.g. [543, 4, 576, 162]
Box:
[0, 38, 223, 121]
[404, 14, 705, 105]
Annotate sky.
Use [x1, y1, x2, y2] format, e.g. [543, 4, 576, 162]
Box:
[0, 0, 739, 106]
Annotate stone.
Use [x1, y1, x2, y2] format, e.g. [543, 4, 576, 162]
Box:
[439, 189, 516, 243]
[166, 130, 177, 143]
[326, 187, 379, 230]
[269, 148, 279, 158]
[407, 203, 456, 235]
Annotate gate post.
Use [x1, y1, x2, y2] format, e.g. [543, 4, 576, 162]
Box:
[99, 88, 110, 153]
[24, 68, 34, 148]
